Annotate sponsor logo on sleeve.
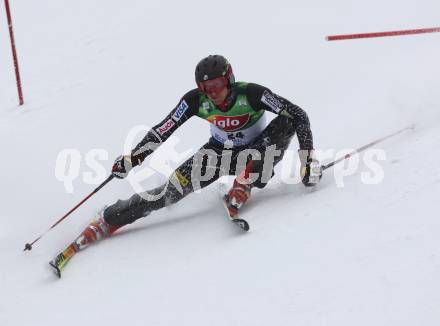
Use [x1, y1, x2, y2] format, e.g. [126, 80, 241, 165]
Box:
[156, 119, 176, 136]
[172, 100, 189, 122]
[261, 90, 283, 113]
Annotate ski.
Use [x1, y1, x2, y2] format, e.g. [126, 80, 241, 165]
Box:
[231, 218, 250, 231]
[219, 182, 250, 231]
[222, 195, 250, 231]
[49, 242, 79, 278]
[48, 210, 115, 278]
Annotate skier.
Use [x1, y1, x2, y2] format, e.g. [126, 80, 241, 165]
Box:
[50, 55, 322, 276]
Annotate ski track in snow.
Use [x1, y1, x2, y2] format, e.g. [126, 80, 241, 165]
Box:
[1, 1, 440, 325]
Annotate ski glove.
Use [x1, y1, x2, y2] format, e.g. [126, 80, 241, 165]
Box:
[299, 149, 322, 187]
[112, 155, 134, 179]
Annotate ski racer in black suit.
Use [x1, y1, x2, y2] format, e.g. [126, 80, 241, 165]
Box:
[50, 55, 323, 271]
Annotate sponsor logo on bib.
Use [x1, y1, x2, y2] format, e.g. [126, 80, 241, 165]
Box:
[202, 102, 210, 110]
[207, 114, 250, 132]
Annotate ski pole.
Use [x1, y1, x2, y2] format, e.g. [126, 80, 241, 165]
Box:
[322, 124, 415, 171]
[23, 174, 115, 251]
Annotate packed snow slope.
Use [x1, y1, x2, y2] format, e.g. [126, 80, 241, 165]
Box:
[1, 1, 440, 325]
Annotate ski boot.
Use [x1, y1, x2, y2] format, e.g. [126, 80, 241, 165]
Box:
[225, 179, 252, 218]
[49, 211, 120, 278]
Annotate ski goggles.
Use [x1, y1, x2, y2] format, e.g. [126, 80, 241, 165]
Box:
[198, 76, 227, 95]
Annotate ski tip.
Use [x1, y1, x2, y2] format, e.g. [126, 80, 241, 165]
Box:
[232, 218, 250, 232]
[49, 261, 61, 278]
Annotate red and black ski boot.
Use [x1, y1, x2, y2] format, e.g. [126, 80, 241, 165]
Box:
[49, 211, 121, 277]
[225, 179, 252, 218]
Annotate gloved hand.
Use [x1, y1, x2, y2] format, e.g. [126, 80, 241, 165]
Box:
[298, 149, 322, 187]
[112, 155, 134, 179]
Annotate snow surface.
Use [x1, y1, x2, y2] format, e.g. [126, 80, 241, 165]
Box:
[1, 1, 440, 325]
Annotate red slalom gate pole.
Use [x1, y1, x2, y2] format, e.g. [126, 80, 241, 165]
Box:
[4, 0, 24, 105]
[326, 27, 440, 41]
